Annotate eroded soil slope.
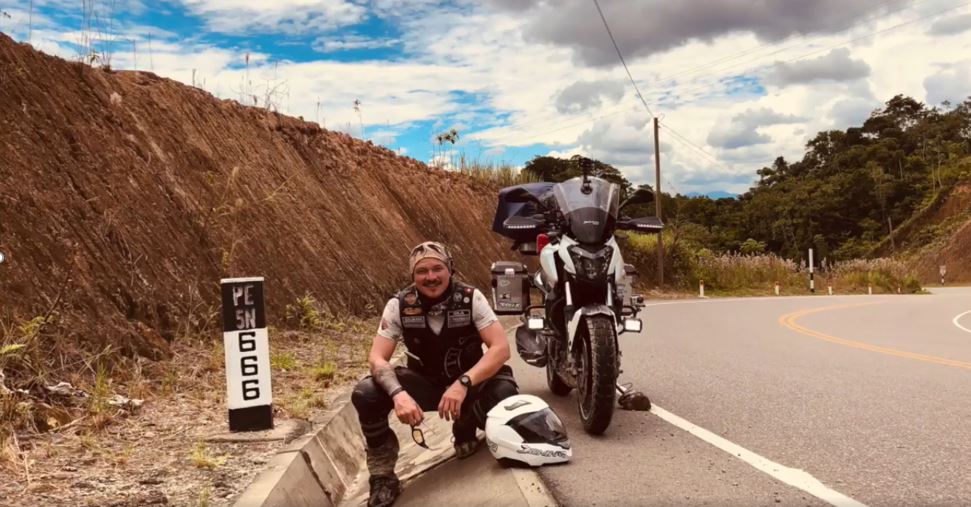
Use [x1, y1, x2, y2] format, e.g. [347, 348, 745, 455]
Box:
[0, 33, 512, 362]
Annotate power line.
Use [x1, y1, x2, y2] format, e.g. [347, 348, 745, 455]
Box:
[591, 0, 656, 118]
[659, 121, 720, 162]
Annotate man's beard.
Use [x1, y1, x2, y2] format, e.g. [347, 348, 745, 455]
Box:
[420, 280, 452, 312]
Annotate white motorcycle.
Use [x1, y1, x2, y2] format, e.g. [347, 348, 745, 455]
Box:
[490, 159, 663, 434]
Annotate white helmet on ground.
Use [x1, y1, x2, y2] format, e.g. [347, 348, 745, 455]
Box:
[485, 394, 571, 467]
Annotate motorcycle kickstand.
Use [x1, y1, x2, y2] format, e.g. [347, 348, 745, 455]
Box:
[616, 382, 652, 411]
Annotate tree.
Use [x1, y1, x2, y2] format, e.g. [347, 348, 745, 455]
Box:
[739, 238, 766, 255]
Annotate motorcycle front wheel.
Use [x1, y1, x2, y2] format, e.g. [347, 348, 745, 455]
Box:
[576, 315, 618, 435]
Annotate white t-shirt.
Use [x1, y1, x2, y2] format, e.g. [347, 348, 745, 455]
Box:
[376, 288, 498, 344]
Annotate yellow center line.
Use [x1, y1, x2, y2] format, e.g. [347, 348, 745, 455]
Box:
[778, 302, 971, 371]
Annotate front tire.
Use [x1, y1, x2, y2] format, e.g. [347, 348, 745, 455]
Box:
[576, 315, 617, 435]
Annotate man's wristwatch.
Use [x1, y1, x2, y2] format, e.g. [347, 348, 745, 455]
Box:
[458, 374, 472, 389]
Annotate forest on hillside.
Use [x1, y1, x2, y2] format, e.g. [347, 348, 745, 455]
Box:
[525, 95, 971, 263]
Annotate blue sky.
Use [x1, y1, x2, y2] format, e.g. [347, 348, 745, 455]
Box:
[1, 0, 970, 195]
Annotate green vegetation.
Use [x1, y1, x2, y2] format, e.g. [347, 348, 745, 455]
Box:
[667, 96, 971, 261]
[270, 352, 297, 371]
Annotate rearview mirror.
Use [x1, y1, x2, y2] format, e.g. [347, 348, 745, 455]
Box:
[620, 188, 655, 211]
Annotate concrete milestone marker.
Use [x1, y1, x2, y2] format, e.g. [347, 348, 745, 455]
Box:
[221, 277, 273, 431]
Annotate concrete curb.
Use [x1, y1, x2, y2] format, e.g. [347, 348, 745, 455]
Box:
[234, 316, 558, 507]
[233, 391, 364, 507]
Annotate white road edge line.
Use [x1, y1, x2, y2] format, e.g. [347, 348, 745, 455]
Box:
[953, 310, 971, 334]
[651, 404, 869, 507]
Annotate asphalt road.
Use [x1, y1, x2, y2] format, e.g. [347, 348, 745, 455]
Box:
[508, 287, 971, 507]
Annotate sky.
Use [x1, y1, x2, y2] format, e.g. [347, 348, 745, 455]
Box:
[1, 0, 970, 195]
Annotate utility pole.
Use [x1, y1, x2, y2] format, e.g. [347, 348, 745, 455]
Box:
[654, 117, 664, 286]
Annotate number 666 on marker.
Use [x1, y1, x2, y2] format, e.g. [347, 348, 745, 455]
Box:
[221, 277, 273, 431]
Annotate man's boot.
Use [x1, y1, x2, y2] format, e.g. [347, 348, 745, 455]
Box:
[366, 434, 401, 507]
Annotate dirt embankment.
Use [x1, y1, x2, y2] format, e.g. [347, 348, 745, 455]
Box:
[877, 181, 971, 284]
[0, 32, 512, 364]
[909, 184, 971, 283]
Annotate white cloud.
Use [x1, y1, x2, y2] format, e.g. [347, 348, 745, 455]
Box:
[707, 107, 805, 149]
[927, 13, 971, 36]
[313, 34, 400, 53]
[178, 0, 366, 34]
[764, 48, 870, 87]
[924, 62, 971, 105]
[554, 79, 625, 113]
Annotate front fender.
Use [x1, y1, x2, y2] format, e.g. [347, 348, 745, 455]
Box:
[566, 305, 615, 352]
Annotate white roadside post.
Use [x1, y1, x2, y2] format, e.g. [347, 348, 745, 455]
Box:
[699, 279, 705, 298]
[808, 248, 815, 294]
[221, 277, 273, 431]
[940, 265, 947, 286]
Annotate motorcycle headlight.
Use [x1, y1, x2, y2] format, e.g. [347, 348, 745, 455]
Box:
[568, 245, 612, 282]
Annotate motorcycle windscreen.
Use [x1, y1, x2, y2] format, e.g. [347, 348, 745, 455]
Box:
[553, 179, 620, 244]
[508, 408, 571, 449]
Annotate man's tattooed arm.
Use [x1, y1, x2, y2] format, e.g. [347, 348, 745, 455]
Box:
[373, 363, 403, 397]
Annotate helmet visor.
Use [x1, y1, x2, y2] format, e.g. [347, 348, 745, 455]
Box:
[508, 408, 570, 449]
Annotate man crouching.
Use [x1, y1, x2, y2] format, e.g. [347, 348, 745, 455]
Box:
[351, 241, 519, 507]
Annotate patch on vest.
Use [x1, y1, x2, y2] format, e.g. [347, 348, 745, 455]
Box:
[402, 315, 426, 329]
[402, 306, 423, 316]
[447, 309, 471, 328]
[404, 293, 418, 305]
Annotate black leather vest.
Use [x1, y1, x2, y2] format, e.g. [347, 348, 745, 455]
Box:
[397, 281, 483, 385]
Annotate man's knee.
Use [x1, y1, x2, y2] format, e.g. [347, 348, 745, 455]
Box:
[489, 379, 519, 401]
[352, 377, 387, 413]
[480, 378, 519, 407]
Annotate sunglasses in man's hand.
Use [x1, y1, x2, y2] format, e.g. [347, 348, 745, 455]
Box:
[411, 425, 434, 450]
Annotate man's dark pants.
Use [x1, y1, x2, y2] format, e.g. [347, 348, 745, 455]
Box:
[351, 364, 518, 475]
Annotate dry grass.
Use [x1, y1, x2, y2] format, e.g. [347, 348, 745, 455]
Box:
[190, 442, 227, 470]
[623, 232, 922, 294]
[829, 258, 922, 293]
[445, 155, 537, 187]
[691, 251, 803, 291]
